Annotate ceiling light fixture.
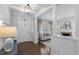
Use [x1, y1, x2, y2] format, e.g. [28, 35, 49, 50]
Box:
[24, 4, 32, 14]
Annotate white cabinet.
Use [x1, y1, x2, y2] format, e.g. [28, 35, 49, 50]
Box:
[51, 36, 62, 55]
[51, 36, 77, 55]
[62, 38, 77, 55]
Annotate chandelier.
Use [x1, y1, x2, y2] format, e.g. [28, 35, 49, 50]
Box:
[24, 4, 32, 14]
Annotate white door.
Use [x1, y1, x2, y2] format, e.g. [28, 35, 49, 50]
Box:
[12, 15, 34, 43]
[18, 16, 33, 43]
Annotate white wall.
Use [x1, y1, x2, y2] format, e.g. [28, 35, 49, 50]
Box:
[55, 5, 77, 39]
[38, 8, 53, 21]
[56, 4, 77, 20]
[0, 4, 10, 25]
[75, 5, 79, 39]
[75, 5, 79, 54]
[0, 4, 11, 49]
[39, 20, 52, 34]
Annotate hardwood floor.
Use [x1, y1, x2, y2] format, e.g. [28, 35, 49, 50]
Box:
[17, 41, 51, 55]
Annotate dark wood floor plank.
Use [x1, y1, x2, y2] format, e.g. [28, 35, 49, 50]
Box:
[17, 41, 51, 55]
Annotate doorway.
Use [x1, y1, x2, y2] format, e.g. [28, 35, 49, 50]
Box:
[37, 19, 52, 47]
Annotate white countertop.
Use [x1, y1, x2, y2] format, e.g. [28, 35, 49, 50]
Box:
[52, 35, 77, 40]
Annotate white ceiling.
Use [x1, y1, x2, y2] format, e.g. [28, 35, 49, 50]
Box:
[38, 8, 53, 21]
[8, 4, 79, 21]
[56, 4, 78, 20]
[8, 4, 52, 13]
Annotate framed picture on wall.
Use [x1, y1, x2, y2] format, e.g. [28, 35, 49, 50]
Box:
[57, 17, 74, 37]
[57, 17, 73, 31]
[63, 21, 71, 30]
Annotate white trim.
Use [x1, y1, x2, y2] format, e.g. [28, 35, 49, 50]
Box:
[36, 5, 53, 17]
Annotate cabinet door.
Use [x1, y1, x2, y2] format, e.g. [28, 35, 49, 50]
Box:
[51, 36, 62, 55]
[62, 38, 77, 55]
